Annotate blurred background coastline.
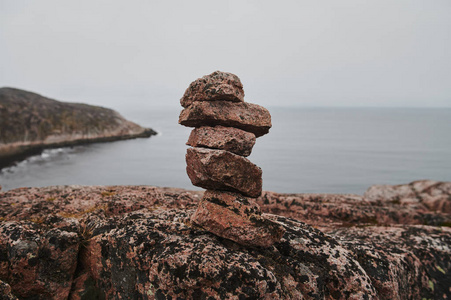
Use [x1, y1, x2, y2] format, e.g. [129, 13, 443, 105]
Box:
[2, 102, 450, 194]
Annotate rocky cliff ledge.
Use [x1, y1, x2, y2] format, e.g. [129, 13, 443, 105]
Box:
[0, 180, 450, 299]
[0, 87, 156, 168]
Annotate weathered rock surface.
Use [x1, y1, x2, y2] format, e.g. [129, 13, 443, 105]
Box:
[256, 190, 451, 231]
[82, 211, 380, 299]
[191, 190, 285, 248]
[0, 186, 202, 300]
[186, 147, 262, 197]
[330, 225, 451, 300]
[179, 101, 271, 137]
[0, 87, 157, 169]
[180, 71, 244, 108]
[0, 181, 449, 299]
[187, 126, 256, 157]
[0, 217, 80, 299]
[364, 180, 451, 214]
[0, 280, 18, 300]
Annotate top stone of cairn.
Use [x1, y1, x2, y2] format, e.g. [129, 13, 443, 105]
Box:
[180, 71, 245, 108]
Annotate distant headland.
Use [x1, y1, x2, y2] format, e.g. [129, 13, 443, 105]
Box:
[0, 87, 156, 169]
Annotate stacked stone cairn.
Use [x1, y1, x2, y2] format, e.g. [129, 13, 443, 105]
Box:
[179, 71, 285, 248]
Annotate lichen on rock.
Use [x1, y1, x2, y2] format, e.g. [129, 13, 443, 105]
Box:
[0, 182, 450, 299]
[180, 71, 245, 108]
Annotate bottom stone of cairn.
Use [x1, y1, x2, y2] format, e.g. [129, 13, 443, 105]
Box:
[191, 190, 285, 248]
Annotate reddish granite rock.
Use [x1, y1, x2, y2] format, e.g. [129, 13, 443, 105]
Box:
[186, 147, 262, 197]
[68, 273, 98, 300]
[0, 185, 202, 222]
[82, 209, 377, 299]
[0, 280, 18, 300]
[179, 101, 271, 137]
[187, 126, 256, 157]
[191, 190, 285, 247]
[330, 225, 451, 300]
[180, 71, 244, 108]
[256, 190, 451, 231]
[364, 180, 451, 214]
[0, 183, 450, 299]
[0, 217, 80, 299]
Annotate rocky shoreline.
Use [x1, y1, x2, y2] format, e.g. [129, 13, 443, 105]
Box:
[0, 180, 450, 299]
[0, 87, 157, 169]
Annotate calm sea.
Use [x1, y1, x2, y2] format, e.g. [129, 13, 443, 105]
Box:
[1, 107, 450, 194]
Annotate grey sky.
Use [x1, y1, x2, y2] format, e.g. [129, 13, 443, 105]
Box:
[1, 0, 450, 108]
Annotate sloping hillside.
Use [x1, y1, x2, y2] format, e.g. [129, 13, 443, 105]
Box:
[0, 87, 156, 167]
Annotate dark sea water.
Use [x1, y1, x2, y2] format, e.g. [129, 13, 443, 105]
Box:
[1, 107, 450, 194]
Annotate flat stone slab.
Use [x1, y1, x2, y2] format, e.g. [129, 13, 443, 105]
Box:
[186, 147, 262, 197]
[191, 190, 285, 248]
[187, 126, 256, 157]
[179, 101, 271, 137]
[180, 71, 244, 108]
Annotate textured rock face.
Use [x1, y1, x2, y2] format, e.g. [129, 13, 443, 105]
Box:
[191, 190, 285, 247]
[83, 211, 379, 299]
[180, 71, 244, 108]
[0, 182, 450, 299]
[0, 87, 156, 169]
[0, 185, 202, 300]
[0, 280, 18, 300]
[364, 180, 451, 214]
[187, 126, 256, 157]
[256, 191, 451, 231]
[330, 225, 451, 300]
[179, 100, 271, 137]
[0, 217, 80, 299]
[186, 147, 262, 197]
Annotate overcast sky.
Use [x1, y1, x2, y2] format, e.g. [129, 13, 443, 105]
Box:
[1, 0, 450, 108]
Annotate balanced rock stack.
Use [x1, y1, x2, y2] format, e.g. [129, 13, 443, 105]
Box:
[179, 71, 285, 248]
